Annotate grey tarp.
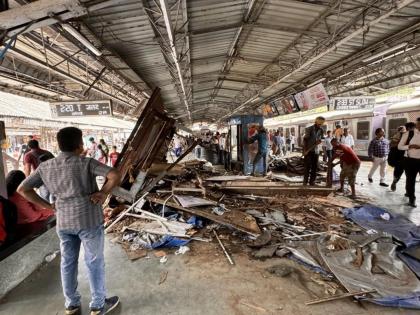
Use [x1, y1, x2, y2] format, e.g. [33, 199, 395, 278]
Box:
[317, 235, 420, 308]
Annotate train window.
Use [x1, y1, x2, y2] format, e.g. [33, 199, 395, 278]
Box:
[291, 127, 295, 135]
[357, 121, 370, 140]
[388, 118, 407, 138]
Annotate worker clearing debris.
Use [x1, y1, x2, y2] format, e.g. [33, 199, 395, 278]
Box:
[330, 138, 361, 198]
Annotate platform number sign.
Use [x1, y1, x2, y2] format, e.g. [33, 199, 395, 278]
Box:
[50, 100, 112, 117]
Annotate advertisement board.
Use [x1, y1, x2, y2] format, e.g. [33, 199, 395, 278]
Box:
[294, 83, 329, 111]
[260, 103, 280, 118]
[278, 96, 300, 114]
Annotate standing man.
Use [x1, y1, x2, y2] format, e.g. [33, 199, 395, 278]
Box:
[389, 124, 413, 192]
[219, 133, 226, 165]
[17, 135, 33, 165]
[23, 140, 54, 177]
[289, 133, 296, 153]
[340, 128, 354, 149]
[325, 130, 333, 161]
[248, 126, 269, 176]
[331, 138, 361, 198]
[109, 145, 120, 167]
[279, 133, 286, 156]
[18, 127, 121, 315]
[99, 139, 109, 157]
[334, 124, 343, 139]
[23, 139, 54, 202]
[398, 118, 420, 207]
[86, 137, 98, 158]
[303, 116, 325, 186]
[224, 131, 231, 171]
[368, 128, 390, 187]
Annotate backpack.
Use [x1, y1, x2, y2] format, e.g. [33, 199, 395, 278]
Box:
[29, 150, 54, 168]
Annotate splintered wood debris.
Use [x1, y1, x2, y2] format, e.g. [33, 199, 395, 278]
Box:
[105, 100, 390, 308]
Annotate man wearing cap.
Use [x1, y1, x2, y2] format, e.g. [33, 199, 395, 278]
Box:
[303, 116, 325, 186]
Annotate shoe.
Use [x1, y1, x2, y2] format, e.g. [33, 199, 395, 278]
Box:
[390, 182, 396, 192]
[368, 178, 373, 183]
[379, 183, 389, 187]
[66, 306, 81, 315]
[407, 199, 417, 208]
[90, 296, 120, 315]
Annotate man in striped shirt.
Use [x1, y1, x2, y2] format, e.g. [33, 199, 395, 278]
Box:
[368, 128, 390, 187]
[18, 127, 121, 315]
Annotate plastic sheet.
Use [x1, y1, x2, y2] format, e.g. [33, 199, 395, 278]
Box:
[318, 235, 420, 309]
[151, 235, 190, 249]
[398, 250, 420, 279]
[342, 205, 420, 247]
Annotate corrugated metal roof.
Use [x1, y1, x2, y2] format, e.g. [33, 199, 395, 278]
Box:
[3, 0, 420, 123]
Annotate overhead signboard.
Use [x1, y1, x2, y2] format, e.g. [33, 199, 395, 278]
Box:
[50, 100, 112, 117]
[330, 96, 375, 110]
[294, 83, 329, 111]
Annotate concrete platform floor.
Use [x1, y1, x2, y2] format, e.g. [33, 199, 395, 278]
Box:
[0, 161, 419, 315]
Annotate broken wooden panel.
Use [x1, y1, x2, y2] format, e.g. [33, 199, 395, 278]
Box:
[148, 197, 261, 237]
[116, 88, 176, 187]
[218, 181, 334, 196]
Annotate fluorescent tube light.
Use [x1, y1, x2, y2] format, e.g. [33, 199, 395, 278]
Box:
[62, 23, 102, 57]
[362, 42, 408, 63]
[307, 77, 326, 87]
[370, 86, 386, 91]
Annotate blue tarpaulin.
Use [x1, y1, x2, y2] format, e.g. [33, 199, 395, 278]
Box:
[341, 205, 420, 309]
[151, 235, 190, 249]
[342, 205, 420, 247]
[366, 293, 420, 309]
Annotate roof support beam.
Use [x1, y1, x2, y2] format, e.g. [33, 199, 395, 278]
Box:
[142, 0, 192, 121]
[9, 47, 137, 108]
[159, 0, 190, 119]
[1, 0, 126, 41]
[190, 22, 326, 39]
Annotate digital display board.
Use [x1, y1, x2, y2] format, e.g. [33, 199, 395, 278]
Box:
[50, 100, 112, 117]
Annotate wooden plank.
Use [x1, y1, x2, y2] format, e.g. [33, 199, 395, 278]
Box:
[305, 289, 376, 305]
[148, 197, 261, 237]
[220, 183, 334, 196]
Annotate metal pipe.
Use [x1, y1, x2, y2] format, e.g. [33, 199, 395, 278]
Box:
[213, 230, 235, 265]
[159, 0, 191, 120]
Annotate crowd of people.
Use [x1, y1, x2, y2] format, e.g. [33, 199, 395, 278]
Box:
[267, 129, 296, 157]
[83, 137, 121, 167]
[301, 116, 420, 207]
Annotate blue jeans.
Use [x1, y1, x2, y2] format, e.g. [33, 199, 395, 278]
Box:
[57, 225, 106, 309]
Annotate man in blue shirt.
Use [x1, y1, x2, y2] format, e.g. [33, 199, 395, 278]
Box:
[368, 128, 390, 187]
[248, 126, 269, 176]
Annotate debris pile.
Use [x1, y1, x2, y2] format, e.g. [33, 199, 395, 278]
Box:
[105, 89, 420, 310]
[269, 155, 327, 175]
